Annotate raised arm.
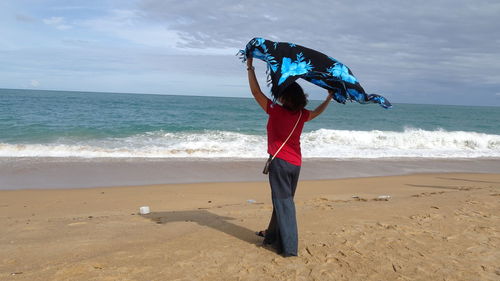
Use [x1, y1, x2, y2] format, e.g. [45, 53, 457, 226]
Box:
[246, 57, 270, 112]
[308, 90, 333, 121]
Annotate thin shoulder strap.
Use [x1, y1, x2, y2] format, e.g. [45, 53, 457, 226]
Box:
[271, 110, 303, 161]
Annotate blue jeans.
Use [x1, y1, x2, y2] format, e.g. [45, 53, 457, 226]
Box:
[264, 157, 300, 256]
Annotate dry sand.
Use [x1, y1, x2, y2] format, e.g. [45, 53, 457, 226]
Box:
[1, 173, 499, 280]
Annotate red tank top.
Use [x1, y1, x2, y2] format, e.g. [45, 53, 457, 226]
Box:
[266, 101, 310, 166]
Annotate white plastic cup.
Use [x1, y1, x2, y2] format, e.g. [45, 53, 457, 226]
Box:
[139, 206, 150, 215]
[377, 195, 391, 201]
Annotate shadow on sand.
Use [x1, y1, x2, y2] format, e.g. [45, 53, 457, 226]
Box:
[141, 209, 273, 252]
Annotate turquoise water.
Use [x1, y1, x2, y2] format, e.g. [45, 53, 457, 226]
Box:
[1, 88, 499, 158]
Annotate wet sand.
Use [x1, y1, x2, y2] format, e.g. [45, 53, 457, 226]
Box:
[1, 172, 499, 280]
[1, 157, 499, 189]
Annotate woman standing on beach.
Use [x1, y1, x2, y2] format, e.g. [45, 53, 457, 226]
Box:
[246, 57, 333, 256]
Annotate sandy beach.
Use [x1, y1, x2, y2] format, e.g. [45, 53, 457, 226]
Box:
[2, 0, 500, 279]
[1, 167, 499, 280]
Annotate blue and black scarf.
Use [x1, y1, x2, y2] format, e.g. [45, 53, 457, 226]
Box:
[239, 37, 392, 109]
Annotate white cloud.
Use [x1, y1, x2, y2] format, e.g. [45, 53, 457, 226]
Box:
[79, 10, 180, 48]
[76, 9, 234, 55]
[43, 16, 72, 30]
[55, 24, 72, 30]
[30, 79, 40, 87]
[43, 16, 63, 25]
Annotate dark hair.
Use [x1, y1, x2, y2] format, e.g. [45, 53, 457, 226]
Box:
[280, 82, 308, 112]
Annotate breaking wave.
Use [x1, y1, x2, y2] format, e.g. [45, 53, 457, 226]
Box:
[0, 128, 499, 159]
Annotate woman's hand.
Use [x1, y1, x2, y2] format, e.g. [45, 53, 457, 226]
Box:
[327, 90, 334, 101]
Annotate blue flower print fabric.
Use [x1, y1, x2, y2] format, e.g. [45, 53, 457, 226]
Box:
[239, 38, 392, 109]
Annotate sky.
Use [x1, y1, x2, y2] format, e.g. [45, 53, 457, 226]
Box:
[1, 0, 499, 106]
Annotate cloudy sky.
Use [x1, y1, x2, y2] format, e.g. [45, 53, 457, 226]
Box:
[1, 0, 499, 105]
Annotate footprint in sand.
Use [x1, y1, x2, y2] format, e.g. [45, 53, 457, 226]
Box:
[408, 213, 444, 224]
[411, 191, 446, 197]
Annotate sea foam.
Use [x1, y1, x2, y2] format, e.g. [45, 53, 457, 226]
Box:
[0, 128, 499, 159]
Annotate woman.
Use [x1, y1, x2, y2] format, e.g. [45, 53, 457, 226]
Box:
[246, 57, 333, 256]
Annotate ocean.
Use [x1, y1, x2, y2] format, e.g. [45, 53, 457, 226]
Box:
[1, 88, 499, 159]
